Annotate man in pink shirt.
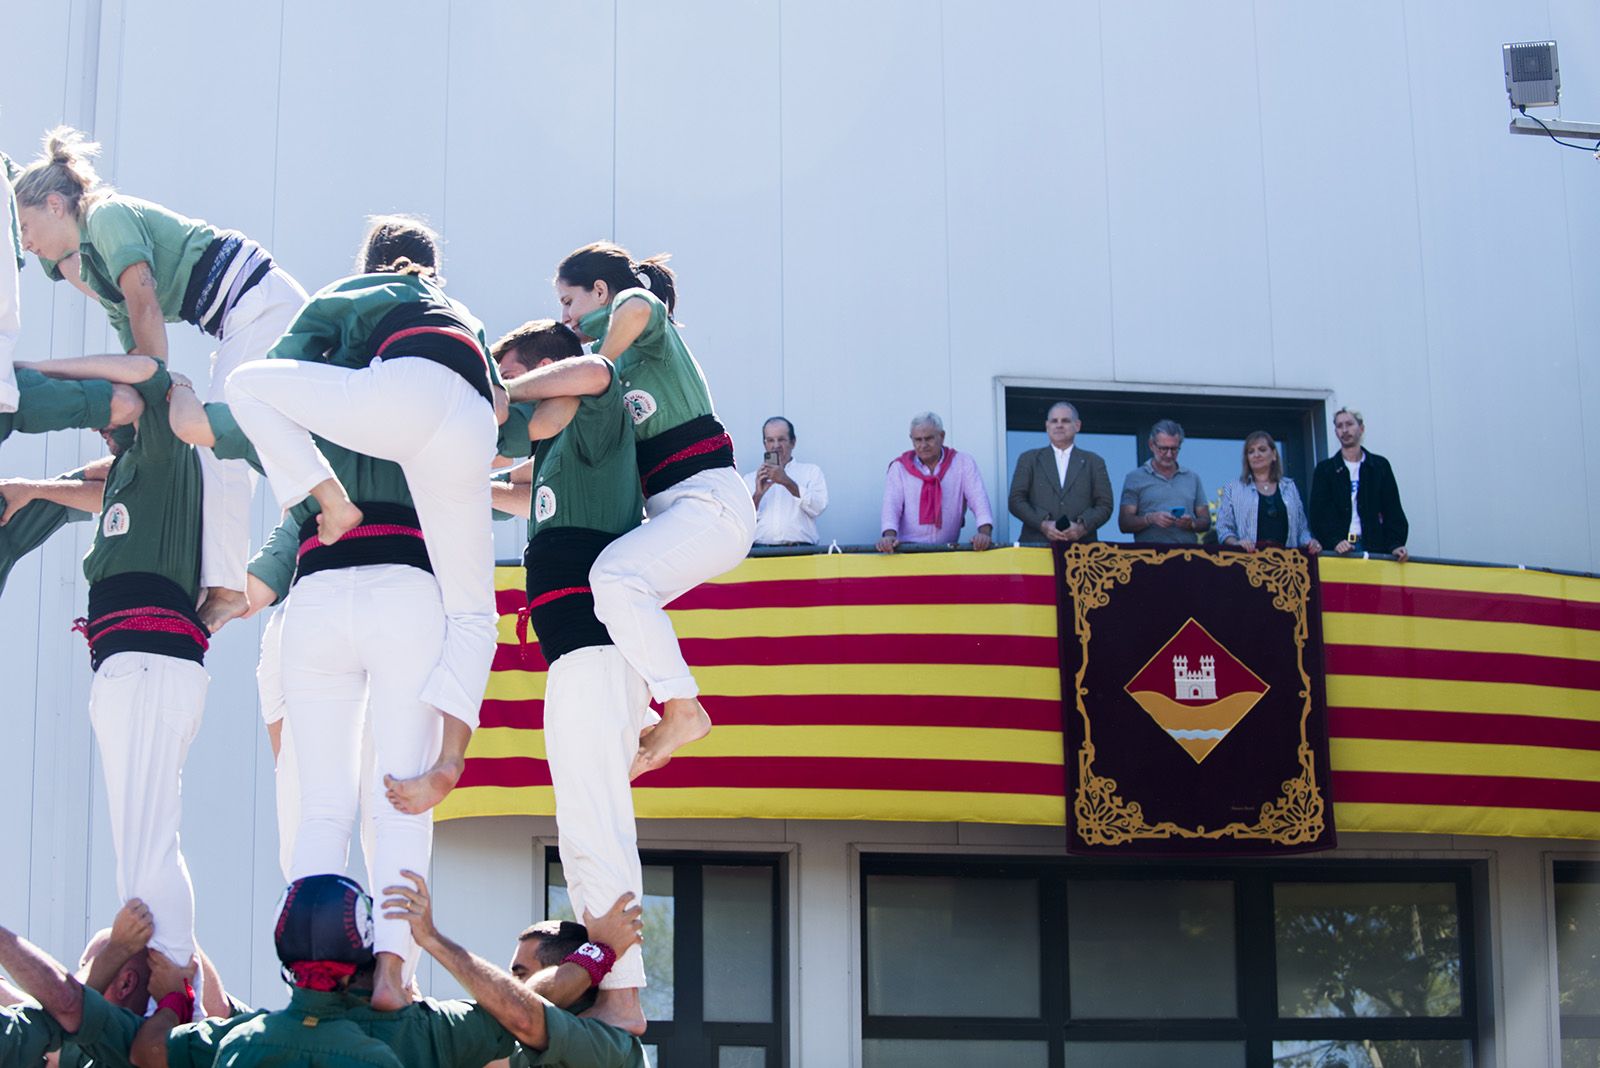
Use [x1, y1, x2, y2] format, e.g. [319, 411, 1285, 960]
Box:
[877, 411, 995, 552]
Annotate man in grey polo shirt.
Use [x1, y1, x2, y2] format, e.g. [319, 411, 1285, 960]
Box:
[1118, 419, 1211, 544]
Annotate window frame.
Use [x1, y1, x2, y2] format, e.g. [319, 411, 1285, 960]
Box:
[544, 847, 789, 1068]
[860, 854, 1482, 1068]
[1555, 860, 1600, 1048]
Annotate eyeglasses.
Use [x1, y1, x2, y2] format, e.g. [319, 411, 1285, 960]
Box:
[1151, 445, 1181, 454]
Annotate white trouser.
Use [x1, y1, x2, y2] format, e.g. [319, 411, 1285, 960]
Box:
[590, 466, 756, 703]
[199, 268, 307, 592]
[544, 646, 657, 989]
[257, 607, 378, 885]
[225, 356, 497, 726]
[87, 652, 209, 968]
[0, 191, 19, 413]
[280, 565, 445, 960]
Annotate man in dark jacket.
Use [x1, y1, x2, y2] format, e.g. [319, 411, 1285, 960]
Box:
[1308, 408, 1409, 560]
[1007, 402, 1113, 545]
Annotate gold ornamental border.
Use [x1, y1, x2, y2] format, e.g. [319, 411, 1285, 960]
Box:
[1063, 543, 1326, 848]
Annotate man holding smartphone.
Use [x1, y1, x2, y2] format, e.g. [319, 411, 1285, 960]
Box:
[744, 416, 828, 546]
[1118, 419, 1211, 544]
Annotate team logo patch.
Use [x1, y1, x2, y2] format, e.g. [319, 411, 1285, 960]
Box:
[101, 503, 131, 538]
[1123, 618, 1268, 764]
[622, 389, 658, 425]
[535, 485, 557, 523]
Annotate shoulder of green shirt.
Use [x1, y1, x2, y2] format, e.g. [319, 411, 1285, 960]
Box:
[612, 287, 668, 350]
[68, 984, 143, 1060]
[203, 402, 260, 468]
[523, 1006, 644, 1067]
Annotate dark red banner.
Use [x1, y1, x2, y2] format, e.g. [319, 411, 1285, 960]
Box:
[1057, 543, 1336, 854]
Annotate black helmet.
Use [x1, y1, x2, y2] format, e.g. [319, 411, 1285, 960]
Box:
[274, 875, 375, 980]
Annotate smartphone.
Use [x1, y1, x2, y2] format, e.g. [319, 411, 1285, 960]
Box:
[763, 450, 779, 465]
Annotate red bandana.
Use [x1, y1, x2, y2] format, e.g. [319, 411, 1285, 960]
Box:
[897, 447, 957, 527]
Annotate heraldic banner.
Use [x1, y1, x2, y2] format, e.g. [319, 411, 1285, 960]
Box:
[1057, 543, 1336, 855]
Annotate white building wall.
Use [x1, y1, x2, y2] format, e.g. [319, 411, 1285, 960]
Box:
[0, 1, 1595, 1064]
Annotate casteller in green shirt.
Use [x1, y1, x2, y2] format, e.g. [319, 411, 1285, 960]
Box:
[57, 984, 144, 1068]
[167, 987, 516, 1068]
[50, 195, 221, 352]
[209, 1013, 405, 1068]
[508, 1005, 646, 1068]
[82, 363, 202, 598]
[576, 288, 713, 445]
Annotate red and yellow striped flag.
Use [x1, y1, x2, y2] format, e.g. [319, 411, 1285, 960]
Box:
[440, 549, 1600, 841]
[438, 549, 1067, 824]
[1321, 557, 1600, 839]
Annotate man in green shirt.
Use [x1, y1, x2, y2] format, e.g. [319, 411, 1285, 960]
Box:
[0, 901, 163, 1068]
[490, 320, 651, 1036]
[4, 353, 209, 1009]
[383, 872, 648, 1068]
[137, 875, 641, 1068]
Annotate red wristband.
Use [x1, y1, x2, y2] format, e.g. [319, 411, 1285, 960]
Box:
[562, 941, 617, 987]
[156, 979, 195, 1022]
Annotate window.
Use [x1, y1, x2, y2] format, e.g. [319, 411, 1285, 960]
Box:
[861, 857, 1479, 1068]
[1001, 384, 1327, 544]
[547, 850, 787, 1067]
[1557, 861, 1600, 1067]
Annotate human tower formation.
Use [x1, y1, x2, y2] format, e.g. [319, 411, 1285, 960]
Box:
[0, 126, 754, 1040]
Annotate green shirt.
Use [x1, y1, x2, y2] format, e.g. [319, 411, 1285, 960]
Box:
[0, 465, 95, 598]
[170, 989, 515, 1068]
[210, 1013, 405, 1068]
[82, 364, 203, 596]
[1, 151, 22, 270]
[577, 288, 715, 443]
[525, 364, 642, 541]
[59, 985, 143, 1068]
[1, 368, 115, 447]
[267, 274, 503, 392]
[0, 1001, 63, 1066]
[62, 196, 220, 352]
[507, 1008, 645, 1068]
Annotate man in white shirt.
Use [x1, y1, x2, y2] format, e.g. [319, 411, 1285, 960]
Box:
[743, 417, 828, 545]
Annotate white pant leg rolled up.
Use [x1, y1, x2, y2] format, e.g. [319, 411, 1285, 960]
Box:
[352, 565, 446, 961]
[589, 466, 756, 703]
[544, 646, 657, 989]
[280, 573, 367, 880]
[199, 270, 306, 592]
[225, 358, 498, 726]
[87, 652, 209, 967]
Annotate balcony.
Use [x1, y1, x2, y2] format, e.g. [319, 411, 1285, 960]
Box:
[446, 546, 1600, 842]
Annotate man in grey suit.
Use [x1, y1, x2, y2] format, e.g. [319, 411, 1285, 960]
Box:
[1007, 401, 1114, 544]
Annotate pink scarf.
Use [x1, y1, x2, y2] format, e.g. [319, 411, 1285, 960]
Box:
[897, 448, 957, 527]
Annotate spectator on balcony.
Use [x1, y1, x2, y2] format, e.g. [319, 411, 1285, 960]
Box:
[744, 417, 827, 546]
[1007, 401, 1113, 545]
[878, 411, 993, 553]
[1217, 431, 1319, 553]
[1309, 407, 1409, 561]
[1118, 419, 1210, 544]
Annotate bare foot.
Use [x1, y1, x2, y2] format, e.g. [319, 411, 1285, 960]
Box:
[198, 587, 249, 634]
[315, 499, 364, 546]
[384, 757, 465, 815]
[629, 697, 711, 781]
[370, 952, 412, 1012]
[584, 987, 647, 1036]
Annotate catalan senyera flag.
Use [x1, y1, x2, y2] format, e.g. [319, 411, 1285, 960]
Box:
[1321, 557, 1600, 840]
[439, 548, 1600, 842]
[437, 549, 1066, 824]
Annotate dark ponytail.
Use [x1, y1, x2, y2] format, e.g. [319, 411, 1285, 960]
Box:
[557, 242, 679, 318]
[359, 214, 442, 282]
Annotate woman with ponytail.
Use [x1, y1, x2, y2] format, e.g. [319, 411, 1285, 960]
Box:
[11, 126, 308, 630]
[504, 241, 755, 780]
[224, 221, 503, 1012]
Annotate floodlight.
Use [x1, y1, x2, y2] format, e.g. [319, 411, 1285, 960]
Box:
[1504, 41, 1559, 108]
